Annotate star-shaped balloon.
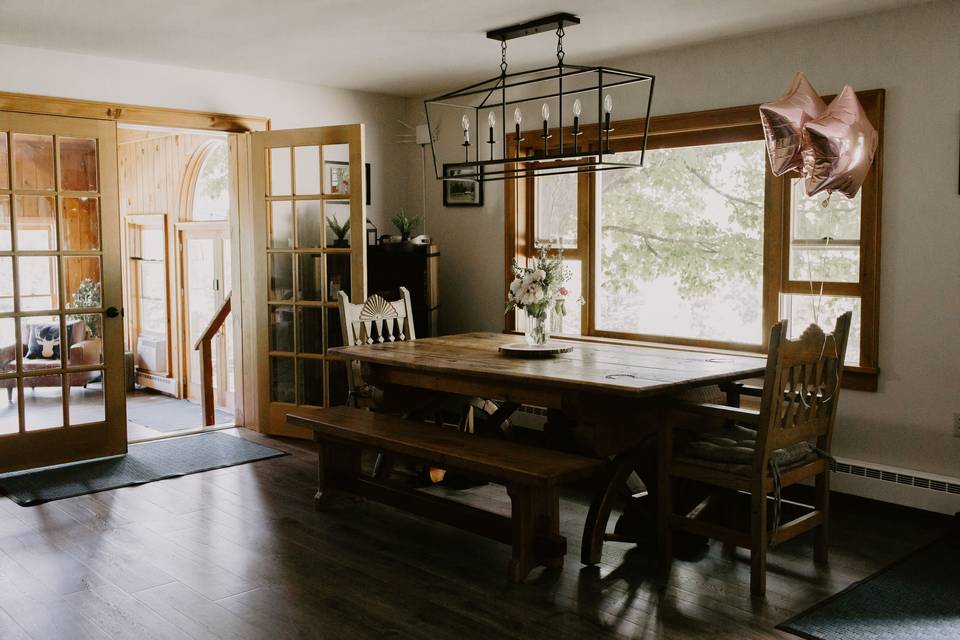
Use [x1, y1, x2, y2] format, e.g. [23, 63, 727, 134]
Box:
[801, 85, 878, 199]
[760, 72, 826, 176]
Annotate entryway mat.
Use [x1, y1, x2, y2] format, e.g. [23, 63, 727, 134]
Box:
[778, 534, 960, 640]
[0, 431, 287, 506]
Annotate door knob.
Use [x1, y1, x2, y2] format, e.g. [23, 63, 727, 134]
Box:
[106, 307, 121, 318]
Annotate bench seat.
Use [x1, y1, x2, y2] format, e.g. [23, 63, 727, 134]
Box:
[288, 406, 603, 582]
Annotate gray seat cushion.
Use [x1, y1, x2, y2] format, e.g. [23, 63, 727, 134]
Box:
[679, 425, 819, 475]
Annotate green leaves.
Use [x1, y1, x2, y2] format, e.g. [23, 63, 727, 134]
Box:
[391, 208, 421, 238]
[599, 142, 764, 300]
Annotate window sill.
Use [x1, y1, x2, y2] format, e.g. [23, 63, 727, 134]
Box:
[502, 330, 879, 392]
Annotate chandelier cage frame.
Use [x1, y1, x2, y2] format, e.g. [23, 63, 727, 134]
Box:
[424, 13, 656, 183]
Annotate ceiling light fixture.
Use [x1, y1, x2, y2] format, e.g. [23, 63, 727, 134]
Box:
[424, 13, 655, 183]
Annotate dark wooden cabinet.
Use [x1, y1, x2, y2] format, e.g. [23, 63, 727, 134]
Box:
[366, 244, 440, 337]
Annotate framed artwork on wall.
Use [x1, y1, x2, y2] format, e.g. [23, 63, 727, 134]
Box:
[325, 161, 371, 205]
[442, 164, 484, 207]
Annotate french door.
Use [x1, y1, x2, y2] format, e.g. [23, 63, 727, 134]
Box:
[179, 223, 233, 409]
[249, 125, 366, 437]
[0, 111, 125, 473]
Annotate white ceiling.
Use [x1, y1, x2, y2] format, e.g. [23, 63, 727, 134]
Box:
[0, 0, 929, 97]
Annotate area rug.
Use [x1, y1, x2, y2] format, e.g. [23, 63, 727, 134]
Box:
[0, 431, 286, 506]
[778, 534, 960, 640]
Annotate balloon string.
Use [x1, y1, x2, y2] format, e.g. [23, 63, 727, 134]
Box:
[806, 235, 830, 327]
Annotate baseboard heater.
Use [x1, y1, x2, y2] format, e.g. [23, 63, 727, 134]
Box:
[829, 457, 960, 515]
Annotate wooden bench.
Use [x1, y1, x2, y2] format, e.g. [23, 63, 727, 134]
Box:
[287, 406, 602, 582]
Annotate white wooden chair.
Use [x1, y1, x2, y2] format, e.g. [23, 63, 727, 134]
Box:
[337, 287, 415, 407]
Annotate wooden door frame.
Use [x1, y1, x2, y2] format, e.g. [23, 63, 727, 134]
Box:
[175, 221, 232, 409]
[124, 213, 173, 387]
[0, 90, 269, 436]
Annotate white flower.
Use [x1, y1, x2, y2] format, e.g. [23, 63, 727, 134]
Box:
[519, 284, 544, 306]
[532, 269, 546, 282]
[509, 278, 522, 297]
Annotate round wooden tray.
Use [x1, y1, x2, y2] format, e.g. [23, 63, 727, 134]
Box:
[498, 342, 574, 358]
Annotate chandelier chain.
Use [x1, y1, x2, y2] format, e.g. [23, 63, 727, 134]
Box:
[500, 39, 508, 75]
[556, 25, 565, 65]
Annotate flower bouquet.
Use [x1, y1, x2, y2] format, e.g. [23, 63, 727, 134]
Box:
[505, 245, 571, 346]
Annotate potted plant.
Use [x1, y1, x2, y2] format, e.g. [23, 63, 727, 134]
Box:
[68, 278, 102, 339]
[326, 216, 350, 248]
[390, 208, 421, 243]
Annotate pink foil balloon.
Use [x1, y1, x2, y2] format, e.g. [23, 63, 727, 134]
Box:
[801, 85, 878, 199]
[759, 72, 826, 176]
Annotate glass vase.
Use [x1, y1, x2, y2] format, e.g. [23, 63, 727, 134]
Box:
[524, 309, 551, 346]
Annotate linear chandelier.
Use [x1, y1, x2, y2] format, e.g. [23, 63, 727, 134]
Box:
[424, 13, 655, 183]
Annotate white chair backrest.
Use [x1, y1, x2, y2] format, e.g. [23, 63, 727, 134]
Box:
[337, 287, 416, 402]
[338, 287, 416, 347]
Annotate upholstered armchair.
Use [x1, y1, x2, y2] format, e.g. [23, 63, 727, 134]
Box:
[0, 320, 102, 402]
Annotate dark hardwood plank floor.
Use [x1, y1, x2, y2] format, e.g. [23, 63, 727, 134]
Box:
[0, 428, 949, 639]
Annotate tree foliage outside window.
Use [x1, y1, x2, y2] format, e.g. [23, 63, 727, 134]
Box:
[597, 141, 766, 343]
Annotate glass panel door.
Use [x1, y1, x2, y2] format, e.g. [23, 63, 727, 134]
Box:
[0, 111, 125, 473]
[250, 125, 365, 436]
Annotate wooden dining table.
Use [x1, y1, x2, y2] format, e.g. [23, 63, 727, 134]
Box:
[331, 332, 766, 565]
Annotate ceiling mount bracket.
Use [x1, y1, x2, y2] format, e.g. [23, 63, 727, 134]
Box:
[486, 13, 580, 42]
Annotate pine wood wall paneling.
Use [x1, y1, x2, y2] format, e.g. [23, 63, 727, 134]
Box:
[117, 131, 226, 398]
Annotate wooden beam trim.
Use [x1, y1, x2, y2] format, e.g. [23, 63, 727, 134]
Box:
[0, 90, 270, 133]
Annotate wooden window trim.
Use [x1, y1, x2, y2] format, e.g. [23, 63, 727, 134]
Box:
[505, 90, 884, 391]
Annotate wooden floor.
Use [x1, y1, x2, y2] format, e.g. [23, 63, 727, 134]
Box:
[0, 428, 949, 640]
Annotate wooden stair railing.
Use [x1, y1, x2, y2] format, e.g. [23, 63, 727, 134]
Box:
[193, 293, 231, 426]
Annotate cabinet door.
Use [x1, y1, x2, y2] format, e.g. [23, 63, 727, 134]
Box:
[0, 111, 126, 472]
[250, 125, 365, 436]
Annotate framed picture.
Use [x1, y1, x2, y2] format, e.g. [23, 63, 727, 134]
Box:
[326, 161, 349, 194]
[324, 161, 371, 204]
[365, 162, 371, 205]
[443, 164, 484, 207]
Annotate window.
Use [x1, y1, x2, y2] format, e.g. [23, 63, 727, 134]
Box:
[190, 140, 230, 221]
[506, 90, 884, 390]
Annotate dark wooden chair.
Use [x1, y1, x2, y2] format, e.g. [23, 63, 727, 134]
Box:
[658, 312, 852, 597]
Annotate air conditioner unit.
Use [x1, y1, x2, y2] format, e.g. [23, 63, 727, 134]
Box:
[136, 335, 167, 374]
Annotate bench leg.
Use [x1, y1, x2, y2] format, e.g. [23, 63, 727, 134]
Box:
[506, 484, 565, 583]
[315, 437, 361, 511]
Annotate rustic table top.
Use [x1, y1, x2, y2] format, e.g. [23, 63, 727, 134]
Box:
[332, 332, 766, 399]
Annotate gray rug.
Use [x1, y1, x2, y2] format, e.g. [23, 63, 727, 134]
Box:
[0, 431, 287, 506]
[778, 535, 960, 640]
[127, 394, 233, 432]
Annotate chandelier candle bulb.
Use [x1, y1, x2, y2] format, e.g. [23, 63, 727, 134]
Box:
[461, 114, 470, 144]
[572, 98, 582, 150]
[514, 107, 523, 158]
[487, 111, 496, 158]
[541, 102, 551, 154]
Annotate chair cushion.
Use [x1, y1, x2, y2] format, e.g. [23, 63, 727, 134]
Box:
[680, 425, 818, 475]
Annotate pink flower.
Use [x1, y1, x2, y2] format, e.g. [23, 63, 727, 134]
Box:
[559, 287, 568, 297]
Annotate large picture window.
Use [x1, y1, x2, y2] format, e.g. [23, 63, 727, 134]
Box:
[505, 90, 884, 390]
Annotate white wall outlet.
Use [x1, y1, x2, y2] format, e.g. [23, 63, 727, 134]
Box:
[954, 413, 960, 437]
